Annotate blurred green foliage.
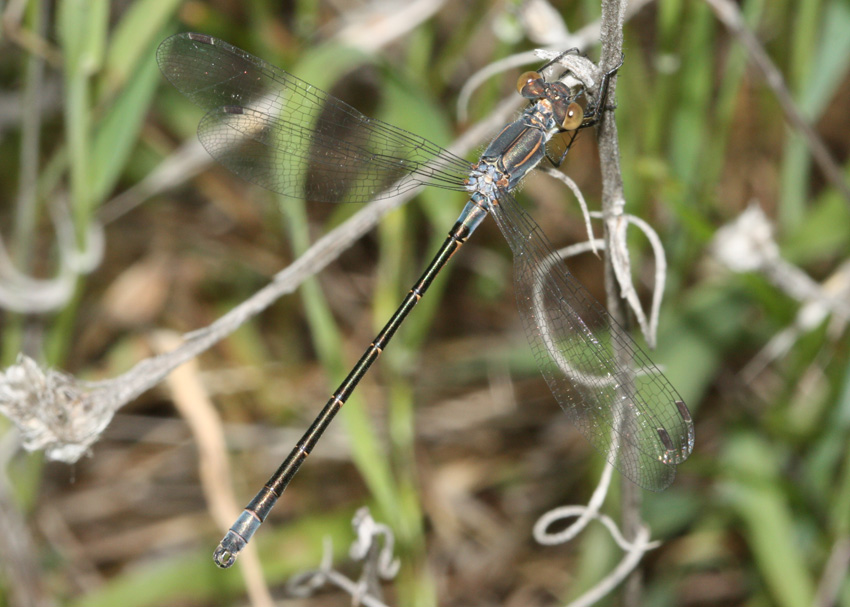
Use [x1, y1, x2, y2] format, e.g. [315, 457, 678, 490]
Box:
[0, 0, 849, 605]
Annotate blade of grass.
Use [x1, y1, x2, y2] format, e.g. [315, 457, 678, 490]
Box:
[57, 0, 107, 242]
[105, 0, 182, 87]
[779, 0, 850, 230]
[721, 434, 816, 607]
[90, 36, 160, 203]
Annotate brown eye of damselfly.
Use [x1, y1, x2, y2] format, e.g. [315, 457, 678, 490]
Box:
[561, 102, 584, 130]
[516, 71, 544, 98]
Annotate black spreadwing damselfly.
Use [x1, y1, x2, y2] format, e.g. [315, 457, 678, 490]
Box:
[156, 32, 694, 568]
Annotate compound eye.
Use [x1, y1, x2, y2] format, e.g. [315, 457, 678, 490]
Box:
[516, 71, 544, 98]
[561, 102, 584, 130]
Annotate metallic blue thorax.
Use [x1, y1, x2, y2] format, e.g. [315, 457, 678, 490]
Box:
[480, 101, 557, 191]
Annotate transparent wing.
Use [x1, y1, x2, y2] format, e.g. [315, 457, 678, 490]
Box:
[156, 33, 472, 203]
[491, 190, 694, 491]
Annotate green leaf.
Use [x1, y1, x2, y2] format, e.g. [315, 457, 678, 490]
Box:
[91, 37, 161, 202]
[799, 0, 850, 117]
[106, 0, 183, 88]
[720, 434, 816, 607]
[57, 0, 108, 75]
[57, 0, 108, 236]
[783, 190, 850, 263]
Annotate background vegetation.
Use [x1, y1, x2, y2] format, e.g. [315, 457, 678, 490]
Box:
[0, 0, 849, 605]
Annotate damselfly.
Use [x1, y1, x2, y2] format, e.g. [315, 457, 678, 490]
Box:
[156, 33, 694, 568]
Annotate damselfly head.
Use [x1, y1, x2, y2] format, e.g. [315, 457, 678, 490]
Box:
[548, 81, 572, 100]
[544, 80, 584, 131]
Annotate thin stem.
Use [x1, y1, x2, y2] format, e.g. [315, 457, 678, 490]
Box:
[597, 1, 645, 605]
